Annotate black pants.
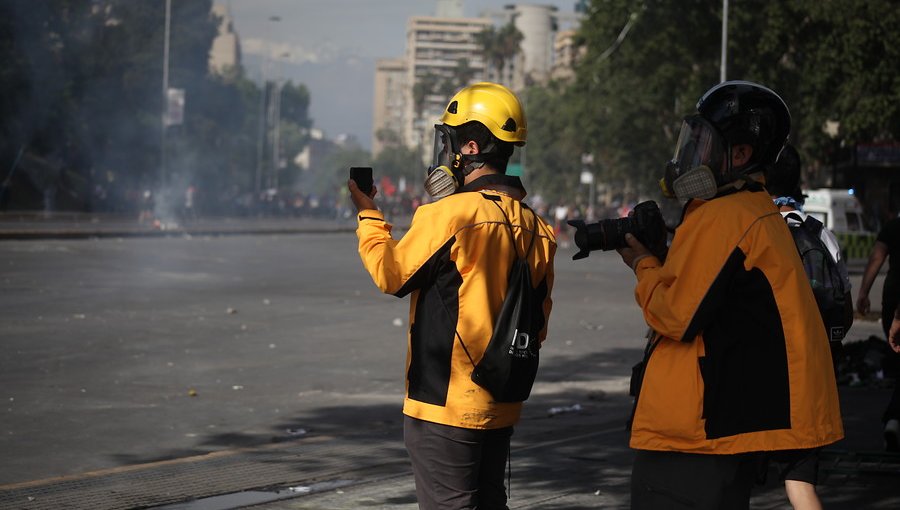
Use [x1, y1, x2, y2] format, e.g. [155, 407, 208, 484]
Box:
[631, 450, 760, 510]
[767, 448, 819, 484]
[880, 286, 900, 423]
[403, 415, 512, 510]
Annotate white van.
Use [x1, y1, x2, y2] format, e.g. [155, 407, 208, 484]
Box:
[802, 188, 869, 234]
[802, 188, 874, 260]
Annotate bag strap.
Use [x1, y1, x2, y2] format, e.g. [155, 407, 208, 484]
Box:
[489, 198, 539, 261]
[783, 211, 805, 225]
[453, 199, 541, 369]
[802, 215, 824, 237]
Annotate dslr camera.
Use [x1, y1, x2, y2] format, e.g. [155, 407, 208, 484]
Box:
[567, 200, 668, 261]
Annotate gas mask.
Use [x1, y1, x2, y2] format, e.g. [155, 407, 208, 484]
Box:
[660, 115, 728, 202]
[424, 125, 465, 199]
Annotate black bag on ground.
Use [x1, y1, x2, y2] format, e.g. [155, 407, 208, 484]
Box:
[470, 207, 542, 403]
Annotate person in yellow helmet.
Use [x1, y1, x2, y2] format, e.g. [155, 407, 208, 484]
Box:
[348, 82, 556, 509]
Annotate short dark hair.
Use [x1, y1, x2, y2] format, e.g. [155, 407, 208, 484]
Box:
[454, 122, 514, 173]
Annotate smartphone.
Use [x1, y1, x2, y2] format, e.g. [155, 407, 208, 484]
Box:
[350, 167, 374, 194]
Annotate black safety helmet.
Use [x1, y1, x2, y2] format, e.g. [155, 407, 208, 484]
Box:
[697, 80, 791, 176]
[661, 81, 792, 201]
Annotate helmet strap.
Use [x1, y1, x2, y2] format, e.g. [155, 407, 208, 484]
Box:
[459, 154, 487, 175]
[715, 173, 765, 198]
[458, 138, 498, 175]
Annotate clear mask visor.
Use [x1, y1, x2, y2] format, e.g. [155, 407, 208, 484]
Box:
[661, 116, 727, 201]
[670, 115, 726, 177]
[430, 125, 455, 170]
[424, 125, 460, 199]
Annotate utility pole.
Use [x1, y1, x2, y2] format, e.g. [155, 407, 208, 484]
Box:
[255, 81, 267, 197]
[720, 0, 728, 83]
[254, 16, 282, 196]
[160, 0, 172, 189]
[271, 79, 282, 190]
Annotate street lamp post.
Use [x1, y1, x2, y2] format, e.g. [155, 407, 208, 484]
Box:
[720, 0, 728, 82]
[270, 79, 282, 190]
[160, 0, 172, 189]
[271, 52, 291, 191]
[254, 16, 284, 196]
[255, 79, 266, 197]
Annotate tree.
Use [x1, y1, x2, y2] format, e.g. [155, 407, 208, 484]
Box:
[522, 84, 585, 201]
[523, 0, 900, 206]
[0, 0, 107, 209]
[438, 58, 476, 97]
[412, 72, 440, 118]
[729, 0, 900, 159]
[476, 22, 524, 81]
[279, 81, 311, 129]
[372, 141, 423, 183]
[0, 0, 320, 214]
[311, 144, 370, 199]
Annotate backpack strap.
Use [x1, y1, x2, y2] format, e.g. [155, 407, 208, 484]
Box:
[783, 211, 805, 225]
[802, 215, 824, 237]
[486, 195, 539, 261]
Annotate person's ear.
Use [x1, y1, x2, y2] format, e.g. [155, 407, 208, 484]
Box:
[461, 139, 480, 155]
[732, 144, 753, 167]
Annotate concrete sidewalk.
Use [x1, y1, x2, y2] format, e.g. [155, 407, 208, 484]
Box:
[0, 212, 366, 240]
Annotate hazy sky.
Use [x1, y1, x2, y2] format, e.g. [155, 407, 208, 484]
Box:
[216, 0, 579, 149]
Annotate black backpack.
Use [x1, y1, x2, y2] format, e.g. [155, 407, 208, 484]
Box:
[784, 212, 849, 342]
[468, 203, 543, 403]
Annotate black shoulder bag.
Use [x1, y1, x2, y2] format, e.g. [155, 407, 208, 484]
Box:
[469, 204, 542, 403]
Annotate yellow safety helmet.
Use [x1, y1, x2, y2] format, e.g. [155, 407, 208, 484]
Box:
[440, 82, 527, 146]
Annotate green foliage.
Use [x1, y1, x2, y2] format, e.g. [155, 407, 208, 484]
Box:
[525, 0, 900, 205]
[310, 145, 371, 198]
[372, 141, 423, 183]
[279, 81, 311, 129]
[735, 0, 900, 151]
[476, 22, 524, 77]
[412, 72, 439, 117]
[441, 58, 476, 97]
[522, 84, 585, 199]
[0, 0, 313, 213]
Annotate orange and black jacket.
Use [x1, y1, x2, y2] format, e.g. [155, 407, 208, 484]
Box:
[356, 175, 556, 430]
[630, 188, 843, 453]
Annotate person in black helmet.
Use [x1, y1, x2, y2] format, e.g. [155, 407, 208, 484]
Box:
[616, 81, 843, 509]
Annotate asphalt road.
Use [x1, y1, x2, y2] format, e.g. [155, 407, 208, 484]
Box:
[1, 231, 896, 510]
[0, 232, 648, 485]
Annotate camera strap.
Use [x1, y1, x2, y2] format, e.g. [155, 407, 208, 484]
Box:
[627, 328, 661, 430]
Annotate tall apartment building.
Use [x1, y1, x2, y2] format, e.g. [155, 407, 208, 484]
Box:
[500, 4, 558, 89]
[371, 2, 582, 157]
[209, 4, 241, 78]
[551, 29, 583, 82]
[402, 15, 492, 153]
[371, 58, 408, 156]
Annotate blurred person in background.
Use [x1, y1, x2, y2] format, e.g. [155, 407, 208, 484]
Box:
[766, 143, 854, 509]
[856, 213, 900, 451]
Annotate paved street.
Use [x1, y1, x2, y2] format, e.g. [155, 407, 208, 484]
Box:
[0, 231, 646, 482]
[1, 229, 897, 509]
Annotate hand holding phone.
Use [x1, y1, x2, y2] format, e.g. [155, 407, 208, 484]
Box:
[349, 167, 374, 195]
